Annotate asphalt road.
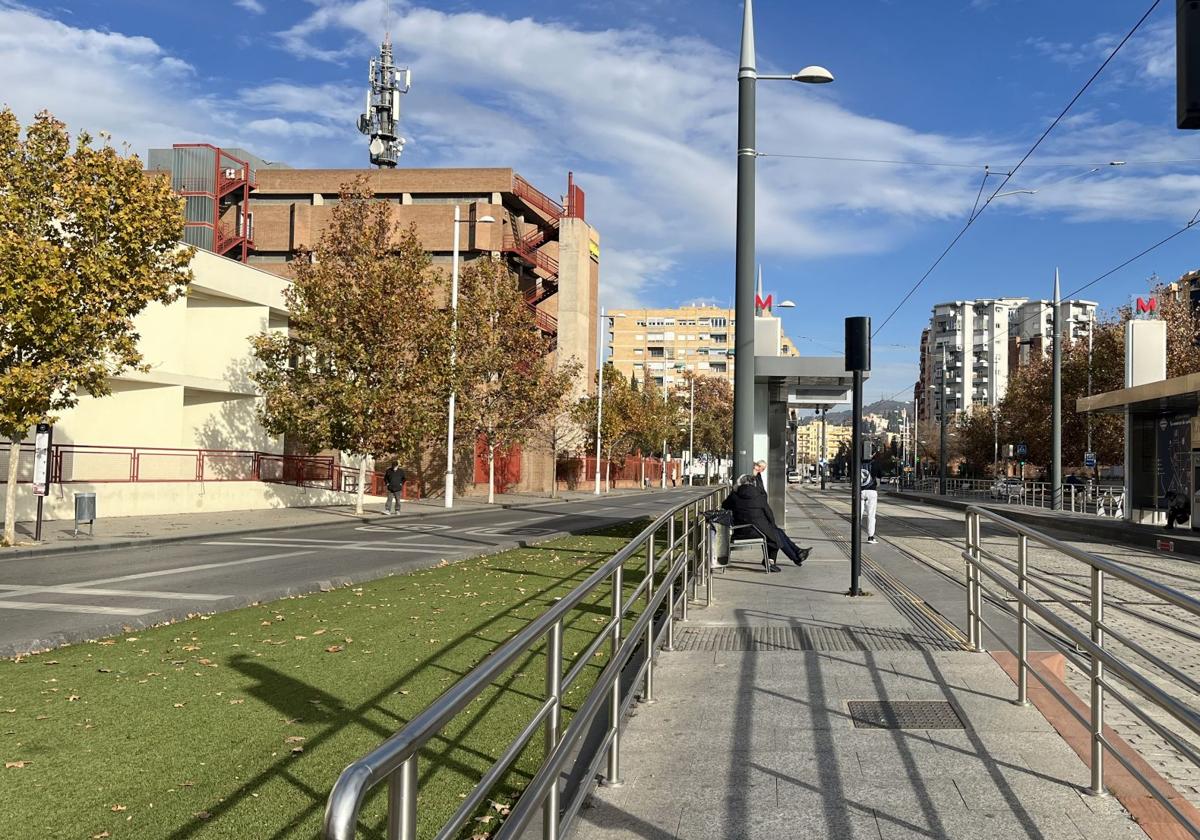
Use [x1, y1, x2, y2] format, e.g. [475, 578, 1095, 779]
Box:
[0, 488, 709, 657]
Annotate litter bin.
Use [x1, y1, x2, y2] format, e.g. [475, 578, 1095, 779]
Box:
[703, 508, 732, 568]
[74, 492, 96, 538]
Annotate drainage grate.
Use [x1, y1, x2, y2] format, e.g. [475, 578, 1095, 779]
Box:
[673, 625, 961, 652]
[847, 700, 965, 729]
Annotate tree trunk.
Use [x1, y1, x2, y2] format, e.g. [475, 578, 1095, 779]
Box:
[3, 438, 19, 546]
[550, 436, 558, 499]
[640, 455, 645, 490]
[605, 451, 611, 493]
[355, 455, 367, 515]
[488, 446, 496, 504]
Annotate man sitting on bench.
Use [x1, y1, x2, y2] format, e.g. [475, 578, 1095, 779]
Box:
[721, 474, 810, 573]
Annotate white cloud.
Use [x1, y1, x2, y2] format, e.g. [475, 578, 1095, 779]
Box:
[235, 0, 266, 13]
[3, 0, 1195, 320]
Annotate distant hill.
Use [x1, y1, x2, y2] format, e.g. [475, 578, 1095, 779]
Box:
[804, 399, 909, 425]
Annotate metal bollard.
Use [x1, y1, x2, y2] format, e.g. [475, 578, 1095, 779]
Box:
[972, 514, 984, 651]
[386, 756, 418, 840]
[602, 564, 624, 787]
[681, 507, 689, 622]
[543, 620, 562, 839]
[1089, 567, 1107, 796]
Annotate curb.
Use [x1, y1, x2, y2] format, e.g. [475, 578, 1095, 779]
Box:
[0, 492, 650, 562]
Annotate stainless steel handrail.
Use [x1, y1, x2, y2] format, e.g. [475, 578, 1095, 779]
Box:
[323, 488, 725, 840]
[962, 505, 1200, 838]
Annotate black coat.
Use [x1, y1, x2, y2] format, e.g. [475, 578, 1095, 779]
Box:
[384, 467, 407, 492]
[721, 484, 780, 551]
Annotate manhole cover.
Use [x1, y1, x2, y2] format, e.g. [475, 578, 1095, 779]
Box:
[847, 700, 965, 729]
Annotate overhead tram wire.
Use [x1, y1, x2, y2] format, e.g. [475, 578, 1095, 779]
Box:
[754, 153, 1195, 170]
[866, 0, 1163, 340]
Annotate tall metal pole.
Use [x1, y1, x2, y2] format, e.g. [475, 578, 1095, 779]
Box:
[594, 307, 606, 495]
[1086, 316, 1094, 457]
[444, 205, 462, 508]
[849, 371, 864, 595]
[820, 408, 827, 489]
[939, 344, 948, 495]
[687, 375, 695, 486]
[732, 0, 758, 478]
[1052, 269, 1063, 511]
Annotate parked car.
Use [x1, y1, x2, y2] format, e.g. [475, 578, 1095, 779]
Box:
[786, 469, 801, 484]
[990, 478, 1024, 499]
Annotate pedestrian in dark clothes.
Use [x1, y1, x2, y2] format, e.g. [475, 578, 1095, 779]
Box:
[722, 474, 811, 572]
[383, 461, 406, 515]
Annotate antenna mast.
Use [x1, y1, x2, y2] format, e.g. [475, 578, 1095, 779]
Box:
[357, 0, 410, 168]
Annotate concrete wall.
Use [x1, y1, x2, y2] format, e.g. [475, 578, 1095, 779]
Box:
[1, 481, 383, 523]
[37, 250, 288, 455]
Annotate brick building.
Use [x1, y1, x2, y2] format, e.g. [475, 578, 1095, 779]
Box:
[149, 144, 601, 494]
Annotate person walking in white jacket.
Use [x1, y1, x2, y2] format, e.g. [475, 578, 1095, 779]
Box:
[860, 460, 880, 544]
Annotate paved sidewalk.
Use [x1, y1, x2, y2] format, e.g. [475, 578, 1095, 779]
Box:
[0, 488, 666, 559]
[573, 497, 1147, 839]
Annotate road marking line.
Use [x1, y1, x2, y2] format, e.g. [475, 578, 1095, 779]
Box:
[0, 600, 157, 616]
[0, 586, 224, 601]
[238, 536, 472, 548]
[202, 541, 464, 554]
[29, 550, 316, 591]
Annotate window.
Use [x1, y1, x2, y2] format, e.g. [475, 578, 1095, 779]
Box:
[634, 334, 645, 340]
[647, 332, 665, 341]
[711, 317, 727, 327]
[663, 331, 675, 341]
[649, 347, 665, 357]
[711, 333, 728, 343]
[710, 362, 727, 373]
[634, 349, 644, 355]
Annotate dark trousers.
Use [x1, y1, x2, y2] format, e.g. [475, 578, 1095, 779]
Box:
[777, 530, 807, 564]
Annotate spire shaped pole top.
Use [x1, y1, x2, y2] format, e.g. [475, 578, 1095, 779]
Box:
[739, 0, 756, 78]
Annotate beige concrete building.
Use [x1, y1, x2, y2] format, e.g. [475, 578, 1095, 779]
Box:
[1, 249, 375, 522]
[607, 304, 798, 389]
[794, 422, 854, 471]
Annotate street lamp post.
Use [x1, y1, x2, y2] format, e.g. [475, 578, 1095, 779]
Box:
[1051, 270, 1063, 511]
[732, 0, 832, 477]
[594, 308, 625, 494]
[687, 375, 695, 486]
[939, 344, 949, 495]
[445, 207, 495, 509]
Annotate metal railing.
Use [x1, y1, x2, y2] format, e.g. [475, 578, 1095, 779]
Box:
[323, 487, 725, 840]
[909, 477, 1125, 518]
[963, 506, 1200, 837]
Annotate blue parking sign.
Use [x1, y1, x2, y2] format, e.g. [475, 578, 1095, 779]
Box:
[1084, 452, 1097, 468]
[1016, 443, 1028, 458]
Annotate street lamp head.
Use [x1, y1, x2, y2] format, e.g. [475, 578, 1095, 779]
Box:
[478, 215, 496, 223]
[793, 65, 834, 84]
[777, 300, 797, 308]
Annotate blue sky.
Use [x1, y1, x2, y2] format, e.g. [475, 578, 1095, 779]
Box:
[3, 0, 1198, 405]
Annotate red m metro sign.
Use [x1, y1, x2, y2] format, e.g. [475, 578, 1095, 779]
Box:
[755, 293, 773, 311]
[1131, 295, 1159, 319]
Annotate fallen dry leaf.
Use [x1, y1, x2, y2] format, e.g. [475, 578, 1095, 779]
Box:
[198, 659, 217, 668]
[91, 832, 111, 839]
[324, 645, 344, 654]
[182, 645, 201, 652]
[228, 699, 244, 705]
[97, 640, 116, 646]
[67, 695, 80, 702]
[173, 703, 186, 709]
[110, 805, 127, 813]
[5, 761, 29, 769]
[194, 810, 211, 820]
[476, 814, 494, 824]
[284, 736, 305, 744]
[290, 746, 304, 755]
[312, 628, 327, 636]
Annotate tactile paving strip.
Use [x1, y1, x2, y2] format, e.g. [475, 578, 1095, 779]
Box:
[847, 700, 966, 729]
[673, 624, 961, 652]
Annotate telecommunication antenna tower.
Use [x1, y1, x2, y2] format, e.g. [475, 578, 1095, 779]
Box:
[357, 25, 410, 168]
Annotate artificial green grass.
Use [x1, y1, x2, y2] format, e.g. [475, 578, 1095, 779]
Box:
[0, 521, 655, 840]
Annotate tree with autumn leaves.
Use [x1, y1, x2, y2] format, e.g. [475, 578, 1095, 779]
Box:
[0, 110, 192, 545]
[455, 257, 579, 503]
[251, 178, 578, 508]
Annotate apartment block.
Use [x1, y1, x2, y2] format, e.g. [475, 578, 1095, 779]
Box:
[607, 304, 798, 389]
[915, 296, 1096, 422]
[794, 422, 854, 470]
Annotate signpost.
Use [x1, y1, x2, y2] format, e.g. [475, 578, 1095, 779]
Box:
[845, 316, 870, 598]
[1085, 452, 1097, 469]
[32, 423, 52, 542]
